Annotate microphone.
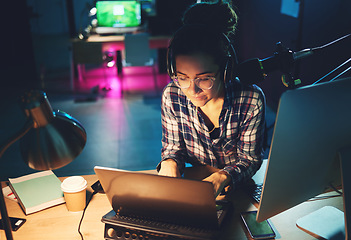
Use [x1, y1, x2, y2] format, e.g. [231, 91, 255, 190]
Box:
[236, 43, 314, 85]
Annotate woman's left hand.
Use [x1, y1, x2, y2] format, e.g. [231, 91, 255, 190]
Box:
[203, 171, 231, 197]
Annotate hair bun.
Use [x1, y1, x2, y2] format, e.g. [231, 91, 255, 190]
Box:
[182, 1, 238, 36]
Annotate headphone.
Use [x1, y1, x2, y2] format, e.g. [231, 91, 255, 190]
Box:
[167, 26, 238, 83]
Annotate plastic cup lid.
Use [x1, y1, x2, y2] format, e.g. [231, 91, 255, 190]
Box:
[61, 176, 87, 193]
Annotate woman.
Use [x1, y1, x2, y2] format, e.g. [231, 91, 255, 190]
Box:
[157, 1, 266, 197]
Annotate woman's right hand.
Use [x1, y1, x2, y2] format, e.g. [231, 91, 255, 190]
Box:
[158, 159, 181, 178]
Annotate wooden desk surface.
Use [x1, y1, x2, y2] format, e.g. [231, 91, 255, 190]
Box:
[1, 173, 344, 240]
[1, 175, 109, 240]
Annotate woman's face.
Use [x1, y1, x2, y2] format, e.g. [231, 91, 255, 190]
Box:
[174, 53, 224, 107]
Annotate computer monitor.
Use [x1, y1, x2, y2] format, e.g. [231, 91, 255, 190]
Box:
[95, 0, 142, 34]
[256, 77, 351, 239]
[96, 0, 141, 27]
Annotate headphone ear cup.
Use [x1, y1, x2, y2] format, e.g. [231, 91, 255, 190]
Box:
[230, 47, 238, 76]
[223, 58, 229, 83]
[166, 39, 175, 77]
[228, 44, 238, 82]
[223, 57, 234, 83]
[166, 47, 172, 76]
[220, 33, 238, 83]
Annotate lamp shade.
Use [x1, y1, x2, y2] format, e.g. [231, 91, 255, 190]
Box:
[18, 90, 87, 170]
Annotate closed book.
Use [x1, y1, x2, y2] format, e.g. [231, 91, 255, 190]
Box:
[8, 170, 65, 215]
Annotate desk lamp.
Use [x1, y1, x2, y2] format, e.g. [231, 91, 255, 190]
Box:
[0, 90, 87, 240]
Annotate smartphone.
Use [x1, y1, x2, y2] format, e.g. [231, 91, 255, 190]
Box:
[0, 217, 26, 231]
[240, 211, 275, 239]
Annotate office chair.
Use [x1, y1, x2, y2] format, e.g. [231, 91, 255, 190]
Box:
[121, 32, 158, 93]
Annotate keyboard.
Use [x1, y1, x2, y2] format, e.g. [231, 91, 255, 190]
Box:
[102, 210, 218, 240]
[246, 183, 263, 203]
[102, 201, 231, 240]
[247, 160, 267, 203]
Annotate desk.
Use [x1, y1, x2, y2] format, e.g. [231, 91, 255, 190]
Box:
[1, 173, 344, 240]
[71, 35, 171, 89]
[80, 35, 171, 50]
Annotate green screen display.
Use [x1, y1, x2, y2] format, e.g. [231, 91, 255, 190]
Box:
[96, 1, 141, 27]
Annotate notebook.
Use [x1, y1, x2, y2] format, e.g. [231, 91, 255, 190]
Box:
[94, 166, 231, 239]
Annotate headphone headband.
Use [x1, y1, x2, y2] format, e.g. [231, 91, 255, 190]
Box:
[167, 25, 238, 82]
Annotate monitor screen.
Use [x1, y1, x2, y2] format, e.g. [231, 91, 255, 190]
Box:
[96, 1, 141, 28]
[256, 77, 351, 237]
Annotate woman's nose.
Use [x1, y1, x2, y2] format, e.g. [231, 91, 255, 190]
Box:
[187, 81, 201, 95]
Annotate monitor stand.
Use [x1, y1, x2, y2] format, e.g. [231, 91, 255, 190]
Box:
[296, 146, 350, 240]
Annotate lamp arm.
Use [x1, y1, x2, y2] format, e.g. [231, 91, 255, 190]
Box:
[0, 119, 34, 240]
[0, 119, 34, 158]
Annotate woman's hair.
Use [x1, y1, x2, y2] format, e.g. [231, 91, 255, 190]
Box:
[168, 0, 238, 74]
[182, 0, 238, 37]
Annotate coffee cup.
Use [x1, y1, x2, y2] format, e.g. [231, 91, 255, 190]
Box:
[61, 176, 87, 212]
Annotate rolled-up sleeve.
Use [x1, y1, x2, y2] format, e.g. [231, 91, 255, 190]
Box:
[157, 86, 187, 173]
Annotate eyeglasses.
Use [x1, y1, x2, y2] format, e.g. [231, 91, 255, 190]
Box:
[171, 71, 218, 90]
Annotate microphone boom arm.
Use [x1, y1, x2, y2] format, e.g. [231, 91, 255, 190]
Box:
[236, 33, 351, 88]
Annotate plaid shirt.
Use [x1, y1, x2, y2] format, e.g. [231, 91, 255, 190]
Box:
[159, 78, 266, 190]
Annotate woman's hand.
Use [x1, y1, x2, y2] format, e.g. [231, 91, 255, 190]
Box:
[203, 171, 231, 197]
[158, 159, 181, 178]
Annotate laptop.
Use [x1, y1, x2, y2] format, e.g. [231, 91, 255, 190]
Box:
[94, 166, 231, 239]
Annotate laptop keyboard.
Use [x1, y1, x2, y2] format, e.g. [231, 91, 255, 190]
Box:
[250, 183, 263, 203]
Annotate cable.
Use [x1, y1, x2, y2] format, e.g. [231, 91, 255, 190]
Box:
[308, 194, 342, 202]
[77, 189, 99, 240]
[329, 65, 351, 82]
[312, 33, 351, 51]
[307, 183, 343, 202]
[305, 33, 351, 85]
[329, 183, 343, 196]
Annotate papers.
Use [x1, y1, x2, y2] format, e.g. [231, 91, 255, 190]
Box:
[2, 185, 18, 202]
[281, 0, 300, 18]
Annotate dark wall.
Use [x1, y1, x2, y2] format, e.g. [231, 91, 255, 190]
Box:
[232, 0, 351, 109]
[148, 0, 195, 35]
[1, 0, 39, 93]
